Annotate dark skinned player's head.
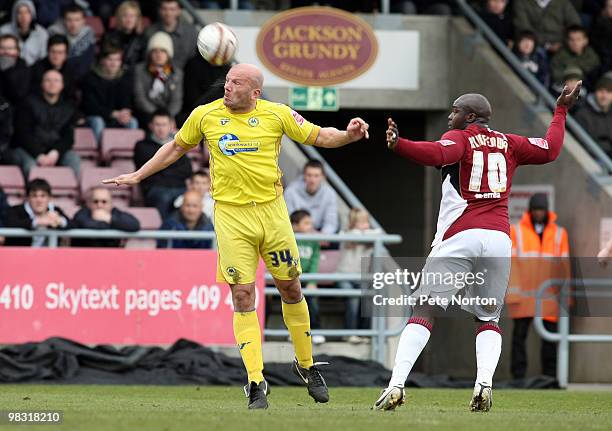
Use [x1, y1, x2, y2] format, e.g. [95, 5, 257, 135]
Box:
[448, 94, 492, 130]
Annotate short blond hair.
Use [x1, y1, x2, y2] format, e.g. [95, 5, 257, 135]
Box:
[114, 1, 143, 33]
[348, 208, 369, 229]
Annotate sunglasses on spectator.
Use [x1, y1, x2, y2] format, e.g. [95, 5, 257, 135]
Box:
[92, 199, 109, 204]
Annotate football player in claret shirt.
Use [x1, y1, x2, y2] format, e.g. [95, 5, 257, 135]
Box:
[104, 63, 369, 409]
[374, 84, 582, 412]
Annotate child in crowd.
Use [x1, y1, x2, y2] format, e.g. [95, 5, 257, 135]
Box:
[337, 208, 381, 344]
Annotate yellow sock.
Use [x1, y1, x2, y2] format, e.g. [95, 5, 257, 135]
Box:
[233, 310, 264, 384]
[282, 298, 314, 369]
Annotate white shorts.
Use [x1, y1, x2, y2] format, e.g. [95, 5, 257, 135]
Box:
[412, 228, 512, 321]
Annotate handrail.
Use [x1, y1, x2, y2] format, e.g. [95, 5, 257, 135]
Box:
[177, 0, 206, 27]
[455, 0, 612, 174]
[533, 278, 612, 388]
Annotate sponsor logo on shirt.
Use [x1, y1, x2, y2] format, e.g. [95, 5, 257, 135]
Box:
[218, 134, 260, 156]
[220, 118, 230, 125]
[475, 192, 501, 199]
[528, 137, 549, 149]
[437, 139, 456, 146]
[291, 110, 305, 126]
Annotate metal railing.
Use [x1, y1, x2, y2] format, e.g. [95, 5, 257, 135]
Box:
[455, 0, 612, 174]
[0, 228, 404, 363]
[534, 278, 612, 388]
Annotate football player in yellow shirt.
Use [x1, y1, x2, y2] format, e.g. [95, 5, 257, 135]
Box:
[103, 63, 369, 409]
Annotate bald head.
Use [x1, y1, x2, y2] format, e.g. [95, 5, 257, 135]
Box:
[229, 63, 264, 90]
[453, 93, 492, 122]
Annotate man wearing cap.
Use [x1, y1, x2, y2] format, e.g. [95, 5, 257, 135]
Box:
[552, 66, 587, 112]
[506, 193, 570, 380]
[575, 73, 612, 157]
[134, 31, 183, 125]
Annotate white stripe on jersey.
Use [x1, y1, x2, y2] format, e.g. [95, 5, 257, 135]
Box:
[432, 174, 468, 247]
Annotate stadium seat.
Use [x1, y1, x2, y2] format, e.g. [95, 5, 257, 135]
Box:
[52, 198, 80, 219]
[124, 207, 162, 249]
[80, 166, 131, 205]
[318, 250, 342, 286]
[111, 159, 136, 173]
[0, 165, 25, 202]
[28, 167, 79, 200]
[85, 16, 105, 42]
[74, 128, 99, 163]
[100, 128, 145, 163]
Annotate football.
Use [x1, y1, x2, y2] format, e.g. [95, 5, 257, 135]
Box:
[197, 22, 238, 66]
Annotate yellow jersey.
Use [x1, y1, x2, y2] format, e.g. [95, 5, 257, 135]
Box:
[176, 98, 321, 205]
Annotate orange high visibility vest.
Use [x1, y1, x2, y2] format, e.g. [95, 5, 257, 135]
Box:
[506, 211, 570, 322]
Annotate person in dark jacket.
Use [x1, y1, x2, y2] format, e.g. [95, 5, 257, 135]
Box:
[12, 69, 79, 178]
[478, 0, 514, 46]
[82, 45, 138, 145]
[100, 1, 146, 69]
[30, 34, 77, 102]
[590, 0, 612, 74]
[513, 30, 551, 87]
[0, 93, 13, 164]
[0, 34, 31, 107]
[550, 25, 600, 88]
[157, 190, 213, 249]
[134, 109, 191, 219]
[3, 178, 69, 246]
[575, 73, 612, 156]
[71, 186, 140, 247]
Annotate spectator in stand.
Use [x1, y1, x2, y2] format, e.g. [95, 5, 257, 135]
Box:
[513, 30, 551, 86]
[33, 0, 87, 28]
[12, 70, 79, 178]
[3, 178, 69, 247]
[575, 73, 612, 157]
[284, 160, 339, 235]
[81, 45, 138, 145]
[48, 4, 96, 79]
[550, 66, 588, 110]
[513, 0, 581, 54]
[157, 190, 214, 249]
[478, 0, 514, 46]
[101, 1, 146, 69]
[591, 0, 612, 74]
[0, 34, 31, 107]
[144, 0, 197, 70]
[30, 34, 77, 102]
[70, 186, 140, 247]
[181, 49, 230, 123]
[0, 93, 13, 164]
[290, 209, 324, 345]
[134, 109, 192, 219]
[134, 31, 183, 125]
[0, 0, 48, 66]
[173, 170, 214, 223]
[550, 25, 600, 88]
[336, 208, 381, 343]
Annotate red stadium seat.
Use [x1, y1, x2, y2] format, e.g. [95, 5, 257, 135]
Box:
[111, 159, 136, 173]
[85, 16, 105, 42]
[318, 250, 342, 286]
[0, 165, 25, 202]
[80, 166, 131, 205]
[74, 128, 99, 162]
[29, 167, 79, 199]
[52, 198, 80, 219]
[124, 207, 161, 249]
[100, 128, 145, 163]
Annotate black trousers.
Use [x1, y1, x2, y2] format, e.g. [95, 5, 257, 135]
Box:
[511, 317, 558, 379]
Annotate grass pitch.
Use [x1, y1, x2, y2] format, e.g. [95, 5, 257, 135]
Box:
[0, 385, 610, 431]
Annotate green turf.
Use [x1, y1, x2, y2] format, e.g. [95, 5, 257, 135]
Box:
[0, 385, 611, 431]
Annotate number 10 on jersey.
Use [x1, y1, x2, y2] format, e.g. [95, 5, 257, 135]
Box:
[468, 151, 508, 193]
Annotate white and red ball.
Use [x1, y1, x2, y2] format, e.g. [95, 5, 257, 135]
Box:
[197, 22, 237, 66]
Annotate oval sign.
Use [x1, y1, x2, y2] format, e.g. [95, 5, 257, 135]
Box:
[256, 7, 378, 86]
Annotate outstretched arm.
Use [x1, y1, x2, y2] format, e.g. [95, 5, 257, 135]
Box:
[102, 139, 188, 185]
[387, 118, 465, 166]
[314, 117, 369, 148]
[513, 81, 582, 165]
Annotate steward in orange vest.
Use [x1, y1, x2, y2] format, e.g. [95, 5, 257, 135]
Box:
[506, 193, 570, 379]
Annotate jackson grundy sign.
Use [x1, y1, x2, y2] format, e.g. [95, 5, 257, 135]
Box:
[256, 7, 378, 86]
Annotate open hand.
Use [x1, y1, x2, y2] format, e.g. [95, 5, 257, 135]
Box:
[557, 80, 582, 109]
[346, 117, 369, 142]
[102, 172, 141, 186]
[386, 117, 399, 150]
